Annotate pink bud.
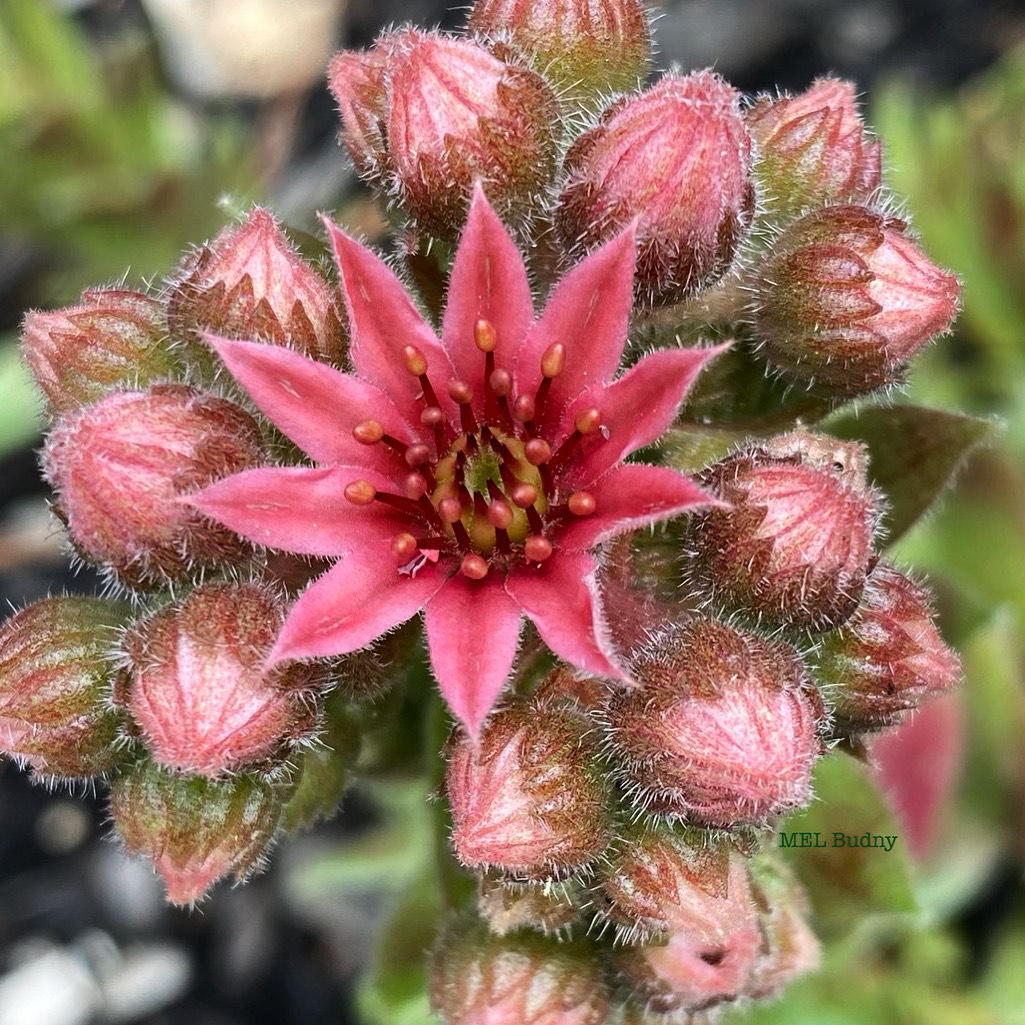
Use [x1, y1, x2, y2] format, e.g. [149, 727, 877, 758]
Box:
[754, 205, 961, 394]
[43, 384, 264, 588]
[555, 71, 754, 305]
[815, 562, 961, 735]
[21, 290, 173, 416]
[110, 760, 286, 905]
[327, 45, 390, 176]
[445, 702, 612, 881]
[168, 208, 347, 364]
[0, 597, 130, 778]
[430, 920, 611, 1025]
[468, 0, 651, 102]
[122, 583, 322, 777]
[747, 78, 882, 216]
[687, 430, 881, 631]
[383, 30, 560, 238]
[477, 872, 587, 936]
[603, 619, 826, 827]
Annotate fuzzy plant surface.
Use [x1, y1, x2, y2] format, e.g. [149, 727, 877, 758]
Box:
[1, 1, 982, 1023]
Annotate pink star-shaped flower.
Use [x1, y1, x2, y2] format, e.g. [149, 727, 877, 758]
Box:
[189, 187, 720, 735]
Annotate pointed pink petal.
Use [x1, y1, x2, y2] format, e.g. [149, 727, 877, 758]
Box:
[441, 185, 534, 418]
[268, 544, 445, 664]
[515, 228, 636, 433]
[187, 465, 401, 556]
[324, 218, 457, 421]
[870, 694, 962, 860]
[559, 464, 719, 552]
[561, 344, 728, 487]
[207, 336, 414, 469]
[425, 575, 522, 737]
[506, 551, 631, 684]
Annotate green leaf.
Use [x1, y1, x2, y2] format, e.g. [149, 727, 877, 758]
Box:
[826, 403, 995, 543]
[776, 755, 918, 939]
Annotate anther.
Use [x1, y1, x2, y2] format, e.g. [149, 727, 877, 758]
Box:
[541, 343, 566, 379]
[474, 319, 497, 353]
[525, 535, 553, 562]
[460, 554, 489, 580]
[404, 473, 428, 500]
[344, 480, 377, 506]
[489, 369, 512, 397]
[510, 482, 538, 508]
[405, 443, 430, 467]
[525, 438, 552, 466]
[447, 378, 474, 405]
[574, 408, 601, 435]
[568, 491, 596, 517]
[402, 345, 428, 377]
[421, 406, 445, 428]
[353, 419, 384, 445]
[391, 532, 418, 563]
[487, 498, 514, 531]
[512, 394, 535, 423]
[439, 497, 464, 524]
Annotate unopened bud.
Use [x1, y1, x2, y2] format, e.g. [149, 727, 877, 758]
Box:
[43, 385, 264, 588]
[602, 619, 825, 827]
[555, 71, 754, 305]
[747, 78, 882, 218]
[121, 583, 322, 777]
[753, 205, 960, 395]
[445, 701, 612, 881]
[477, 872, 587, 936]
[0, 597, 129, 778]
[167, 208, 347, 364]
[468, 0, 651, 104]
[327, 44, 390, 176]
[21, 290, 173, 416]
[813, 562, 961, 735]
[109, 759, 286, 905]
[686, 430, 881, 631]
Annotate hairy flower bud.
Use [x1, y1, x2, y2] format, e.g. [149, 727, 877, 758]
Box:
[21, 290, 174, 416]
[753, 205, 960, 395]
[555, 71, 754, 305]
[430, 919, 611, 1025]
[121, 583, 322, 777]
[110, 759, 286, 905]
[686, 431, 881, 631]
[813, 562, 961, 735]
[0, 597, 129, 778]
[747, 78, 882, 218]
[445, 701, 612, 881]
[477, 872, 587, 936]
[327, 45, 390, 176]
[603, 619, 826, 827]
[167, 208, 347, 365]
[43, 384, 264, 588]
[381, 30, 560, 239]
[467, 0, 651, 103]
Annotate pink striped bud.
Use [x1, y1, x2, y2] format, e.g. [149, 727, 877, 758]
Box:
[327, 44, 390, 176]
[477, 872, 587, 936]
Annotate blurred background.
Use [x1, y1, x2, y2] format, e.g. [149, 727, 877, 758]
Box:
[2, 0, 1025, 1022]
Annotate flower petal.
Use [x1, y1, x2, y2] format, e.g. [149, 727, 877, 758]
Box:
[207, 335, 413, 470]
[324, 217, 457, 420]
[559, 463, 719, 551]
[506, 551, 631, 684]
[268, 544, 444, 664]
[425, 574, 522, 738]
[187, 465, 402, 556]
[442, 185, 534, 417]
[561, 344, 727, 487]
[515, 226, 636, 432]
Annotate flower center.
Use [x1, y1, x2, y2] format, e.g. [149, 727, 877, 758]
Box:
[344, 318, 600, 580]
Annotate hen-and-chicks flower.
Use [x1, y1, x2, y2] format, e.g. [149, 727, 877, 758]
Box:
[188, 187, 719, 735]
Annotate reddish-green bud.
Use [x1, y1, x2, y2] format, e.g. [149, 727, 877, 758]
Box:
[21, 290, 174, 416]
[686, 431, 881, 631]
[753, 205, 960, 395]
[445, 701, 612, 881]
[167, 208, 347, 365]
[327, 44, 390, 177]
[383, 29, 560, 239]
[477, 872, 587, 936]
[0, 597, 130, 778]
[813, 562, 961, 735]
[430, 919, 611, 1025]
[467, 0, 651, 103]
[121, 583, 323, 777]
[110, 759, 286, 905]
[603, 619, 826, 827]
[43, 384, 264, 588]
[746, 78, 882, 218]
[555, 71, 754, 305]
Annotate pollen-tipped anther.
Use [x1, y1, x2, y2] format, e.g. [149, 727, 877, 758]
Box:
[461, 554, 490, 580]
[575, 408, 602, 435]
[405, 443, 430, 466]
[404, 473, 428, 499]
[541, 343, 566, 378]
[353, 419, 385, 445]
[402, 344, 429, 377]
[474, 318, 498, 353]
[512, 394, 535, 422]
[440, 497, 465, 524]
[345, 480, 377, 505]
[391, 532, 418, 563]
[487, 498, 514, 530]
[489, 368, 513, 397]
[511, 483, 538, 508]
[526, 536, 553, 562]
[568, 492, 596, 517]
[525, 439, 552, 465]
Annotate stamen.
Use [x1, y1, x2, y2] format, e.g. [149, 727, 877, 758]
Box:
[512, 394, 535, 424]
[494, 527, 511, 554]
[568, 491, 597, 517]
[474, 319, 497, 353]
[526, 505, 545, 535]
[452, 520, 473, 551]
[448, 378, 474, 405]
[421, 406, 445, 428]
[525, 535, 553, 562]
[574, 408, 601, 435]
[405, 444, 430, 466]
[487, 497, 514, 530]
[353, 419, 384, 445]
[402, 345, 428, 377]
[404, 473, 428, 500]
[525, 438, 552, 466]
[510, 482, 538, 509]
[391, 532, 418, 563]
[345, 480, 376, 505]
[541, 343, 566, 379]
[439, 497, 464, 524]
[460, 554, 489, 580]
[489, 369, 512, 397]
